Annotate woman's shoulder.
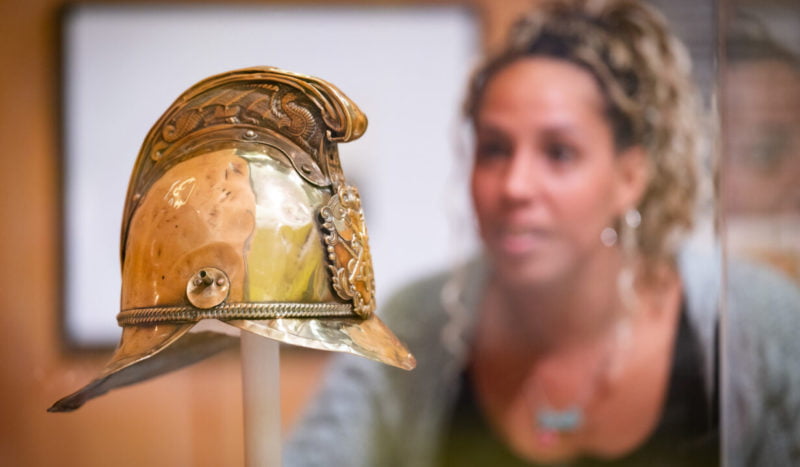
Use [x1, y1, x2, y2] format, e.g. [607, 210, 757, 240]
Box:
[679, 244, 800, 464]
[378, 257, 488, 344]
[679, 244, 800, 322]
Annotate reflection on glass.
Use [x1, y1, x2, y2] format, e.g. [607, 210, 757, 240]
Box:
[725, 9, 800, 280]
[722, 3, 800, 465]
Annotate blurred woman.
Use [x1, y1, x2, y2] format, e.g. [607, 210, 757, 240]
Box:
[285, 1, 800, 465]
[724, 12, 800, 282]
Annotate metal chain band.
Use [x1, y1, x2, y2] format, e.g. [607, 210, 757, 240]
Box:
[117, 301, 356, 326]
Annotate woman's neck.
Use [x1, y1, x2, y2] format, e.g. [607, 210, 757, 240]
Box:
[492, 249, 636, 352]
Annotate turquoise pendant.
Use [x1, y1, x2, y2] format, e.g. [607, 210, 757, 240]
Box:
[536, 406, 583, 433]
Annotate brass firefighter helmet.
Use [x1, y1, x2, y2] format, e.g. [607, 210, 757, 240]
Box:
[49, 67, 415, 412]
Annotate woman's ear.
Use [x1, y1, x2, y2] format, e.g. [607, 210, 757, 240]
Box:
[615, 145, 649, 211]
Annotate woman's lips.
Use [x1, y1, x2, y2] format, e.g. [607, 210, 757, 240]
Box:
[494, 227, 549, 255]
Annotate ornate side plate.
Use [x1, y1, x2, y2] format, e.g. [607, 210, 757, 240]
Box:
[318, 185, 376, 318]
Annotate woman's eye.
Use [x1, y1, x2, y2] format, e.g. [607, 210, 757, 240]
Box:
[476, 140, 511, 161]
[545, 143, 576, 163]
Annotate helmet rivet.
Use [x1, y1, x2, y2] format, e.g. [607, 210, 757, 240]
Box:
[300, 163, 312, 174]
[244, 129, 256, 139]
[186, 267, 230, 309]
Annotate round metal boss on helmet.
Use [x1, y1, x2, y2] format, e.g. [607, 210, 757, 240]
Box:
[49, 66, 415, 412]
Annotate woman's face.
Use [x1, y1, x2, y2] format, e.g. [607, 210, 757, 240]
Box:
[471, 58, 645, 287]
[725, 59, 800, 215]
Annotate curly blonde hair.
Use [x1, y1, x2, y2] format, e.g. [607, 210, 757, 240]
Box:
[465, 0, 700, 267]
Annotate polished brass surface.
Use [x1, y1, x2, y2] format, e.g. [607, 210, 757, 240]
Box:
[121, 150, 253, 311]
[49, 66, 414, 412]
[120, 66, 367, 256]
[232, 317, 416, 371]
[242, 148, 334, 304]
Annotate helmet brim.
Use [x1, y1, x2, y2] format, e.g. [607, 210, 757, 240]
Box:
[47, 324, 235, 412]
[230, 314, 416, 371]
[48, 314, 414, 412]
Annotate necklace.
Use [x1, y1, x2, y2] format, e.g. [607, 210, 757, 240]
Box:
[529, 319, 632, 444]
[536, 405, 583, 433]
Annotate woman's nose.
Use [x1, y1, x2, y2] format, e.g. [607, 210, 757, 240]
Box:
[501, 152, 538, 202]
